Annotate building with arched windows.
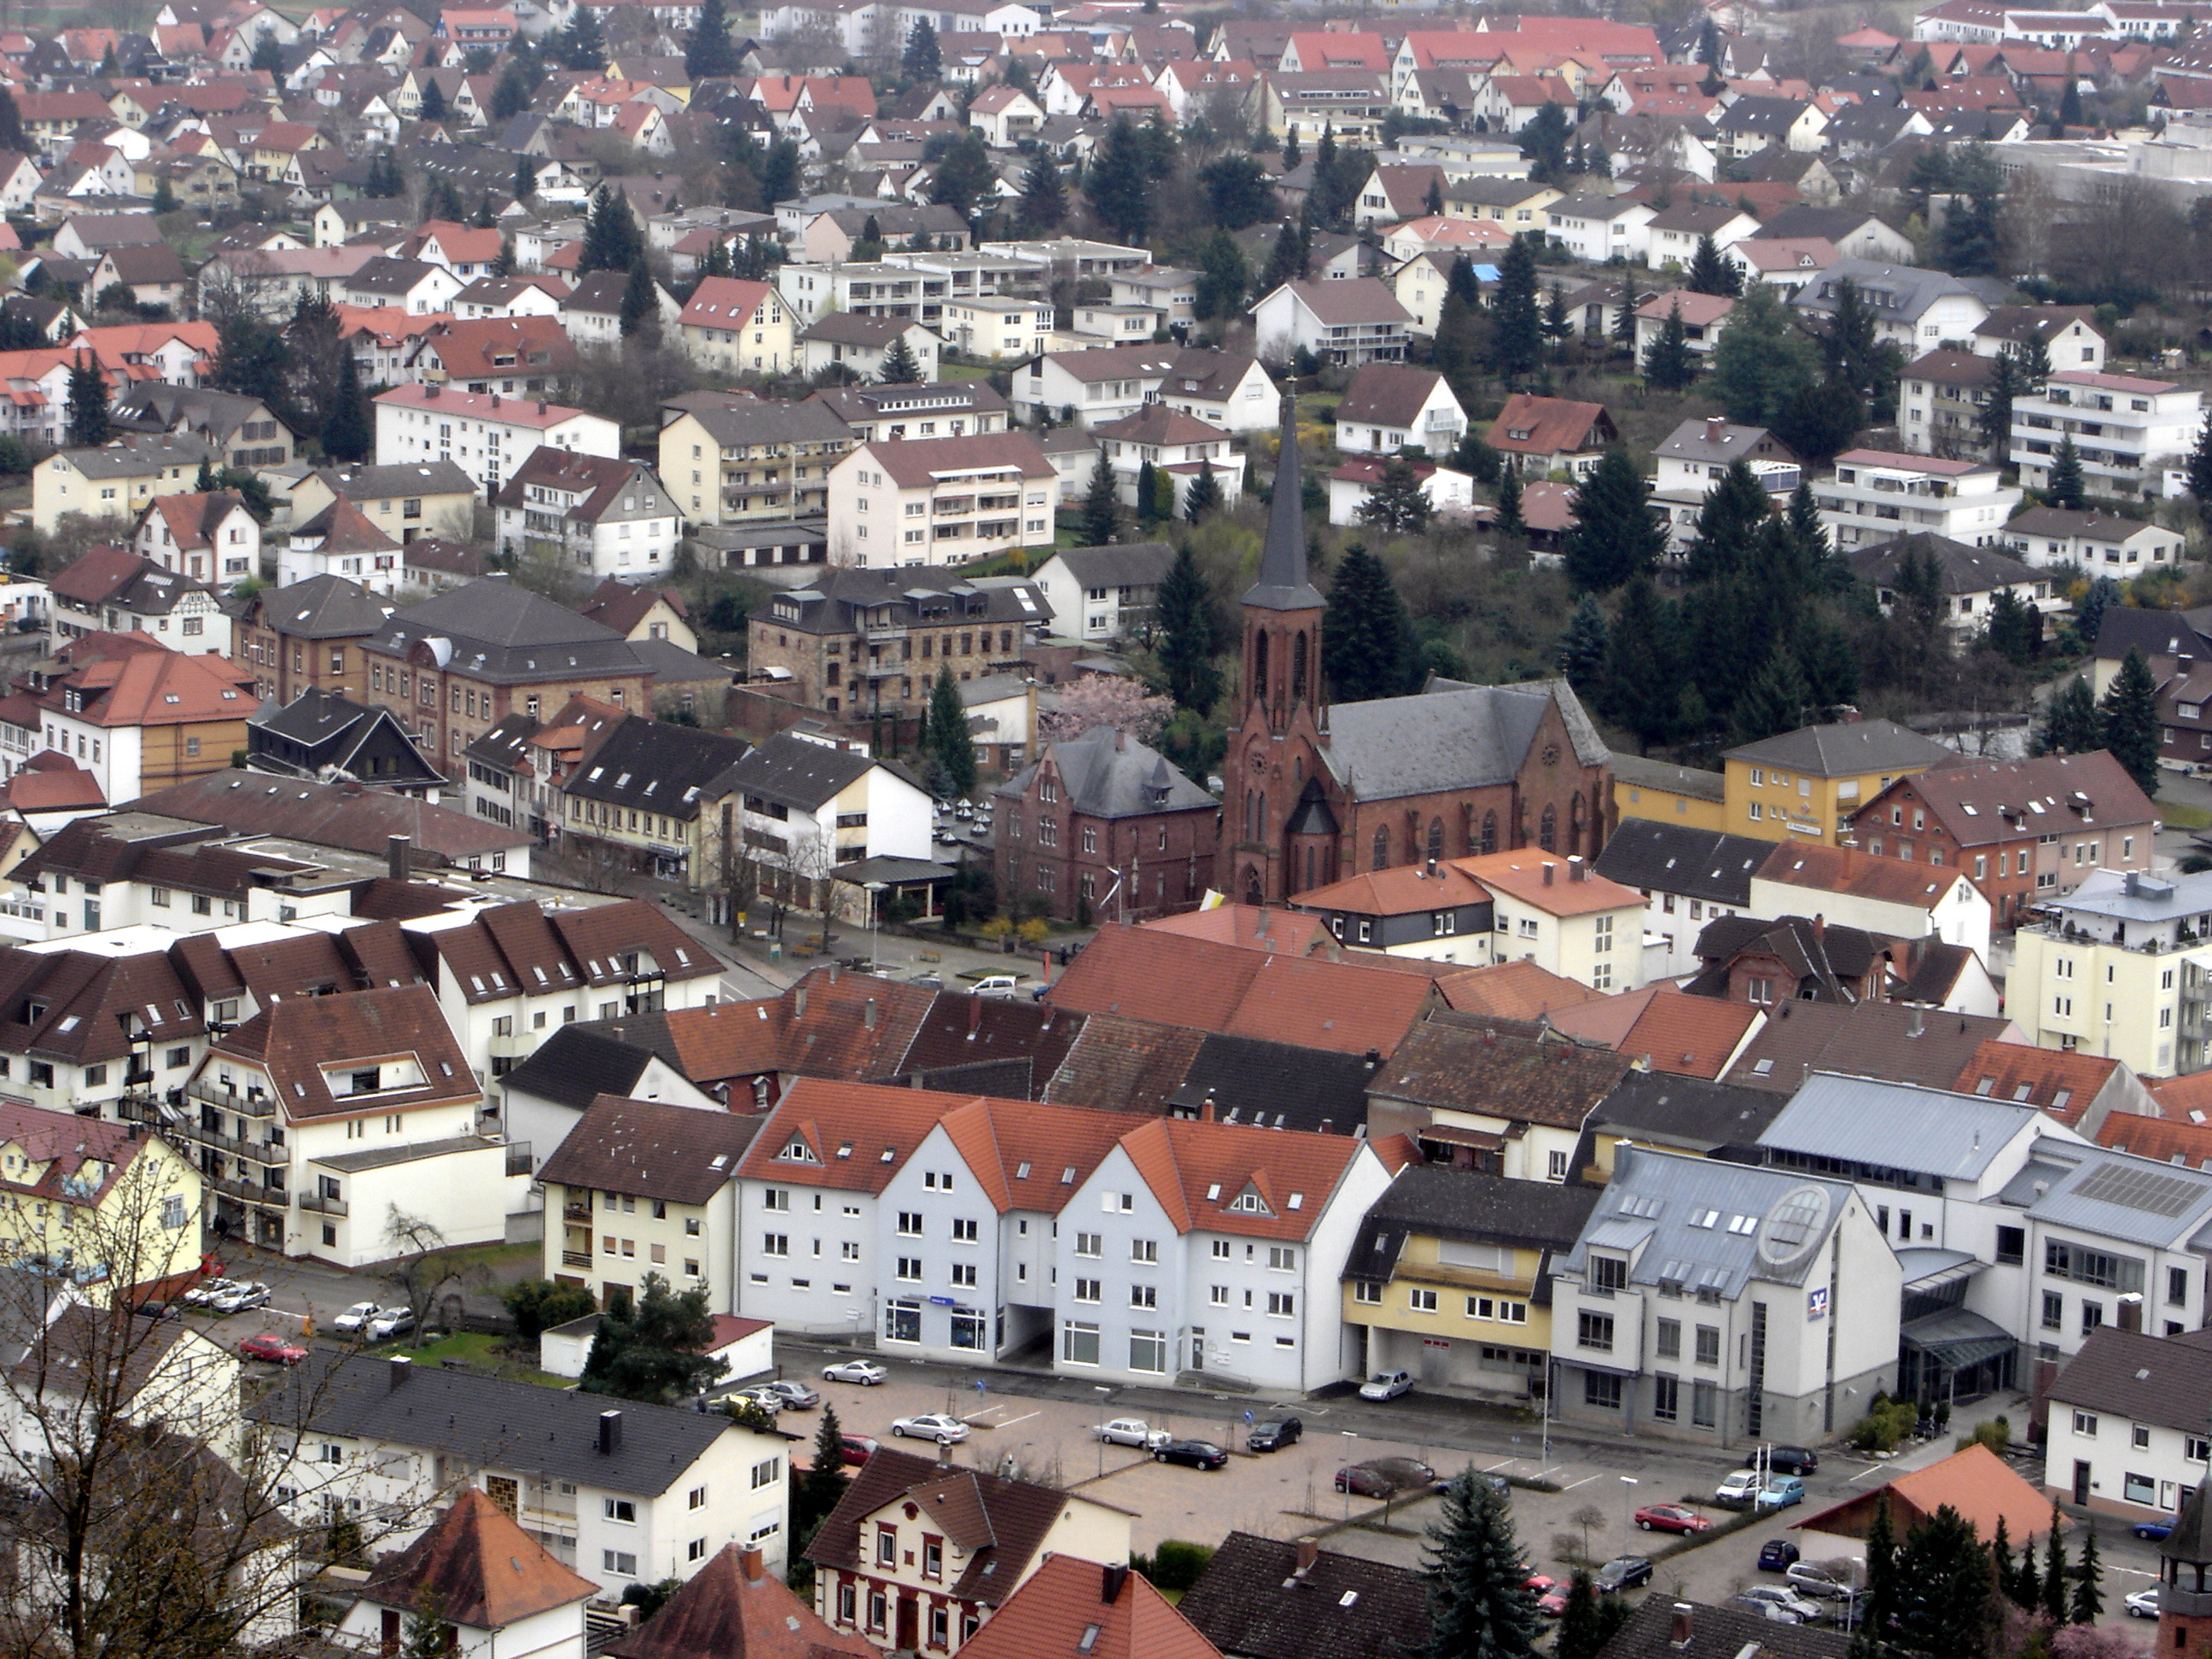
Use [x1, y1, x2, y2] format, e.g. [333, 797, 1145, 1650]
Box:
[1216, 399, 1615, 909]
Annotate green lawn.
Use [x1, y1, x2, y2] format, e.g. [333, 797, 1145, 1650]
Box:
[396, 1330, 573, 1388]
[936, 364, 998, 381]
[2165, 801, 2212, 830]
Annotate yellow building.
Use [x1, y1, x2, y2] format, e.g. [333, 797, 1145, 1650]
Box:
[1612, 753, 1726, 832]
[1721, 717, 1958, 845]
[32, 435, 219, 534]
[2009, 867, 2212, 1078]
[1342, 1164, 1598, 1398]
[0, 1102, 204, 1301]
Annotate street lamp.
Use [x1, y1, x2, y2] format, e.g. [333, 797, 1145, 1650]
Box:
[1094, 1384, 1112, 1479]
[864, 881, 886, 972]
[1619, 1476, 1639, 1550]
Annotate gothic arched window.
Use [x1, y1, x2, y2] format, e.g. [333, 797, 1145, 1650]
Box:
[1371, 825, 1390, 870]
[1540, 805, 1557, 852]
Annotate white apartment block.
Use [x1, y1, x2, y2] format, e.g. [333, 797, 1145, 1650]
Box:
[373, 385, 620, 499]
[824, 434, 1056, 568]
[1815, 448, 2023, 549]
[2011, 370, 2203, 500]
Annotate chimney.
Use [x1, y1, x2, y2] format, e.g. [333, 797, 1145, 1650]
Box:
[967, 996, 982, 1035]
[795, 984, 808, 1018]
[1115, 729, 1125, 751]
[740, 1546, 765, 1583]
[1569, 856, 1586, 882]
[1201, 1088, 1216, 1123]
[2182, 653, 2196, 672]
[426, 383, 439, 399]
[1542, 862, 1555, 886]
[1812, 912, 1825, 940]
[1704, 416, 1724, 445]
[1908, 1005, 1924, 1039]
[1294, 1537, 1319, 1576]
[864, 997, 877, 1030]
[387, 835, 411, 882]
[598, 1410, 623, 1454]
[389, 1355, 412, 1390]
[1426, 857, 1438, 879]
[1102, 1563, 1129, 1604]
[491, 392, 500, 409]
[1668, 1604, 1694, 1648]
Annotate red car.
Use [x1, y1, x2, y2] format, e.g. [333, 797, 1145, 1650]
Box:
[1634, 1504, 1713, 1535]
[237, 1332, 308, 1365]
[1537, 1582, 1572, 1617]
[841, 1434, 878, 1467]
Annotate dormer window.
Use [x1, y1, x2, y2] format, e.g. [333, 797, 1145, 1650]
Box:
[782, 1138, 817, 1162]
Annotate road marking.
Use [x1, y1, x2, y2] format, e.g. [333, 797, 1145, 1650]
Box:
[1848, 1465, 1891, 1483]
[991, 1411, 1039, 1429]
[1563, 1473, 1603, 1490]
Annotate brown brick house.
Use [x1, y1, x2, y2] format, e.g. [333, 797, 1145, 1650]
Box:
[993, 726, 1219, 923]
[235, 573, 393, 705]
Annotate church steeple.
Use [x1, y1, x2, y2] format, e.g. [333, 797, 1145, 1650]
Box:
[1240, 393, 1324, 737]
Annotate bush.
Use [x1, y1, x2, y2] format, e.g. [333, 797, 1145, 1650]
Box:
[1850, 1394, 1920, 1453]
[1957, 1416, 2011, 1455]
[1134, 1540, 1214, 1592]
[504, 1278, 597, 1342]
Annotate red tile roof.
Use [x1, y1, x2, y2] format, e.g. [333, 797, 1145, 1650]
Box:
[611, 1542, 877, 1659]
[1120, 1114, 1378, 1241]
[1447, 850, 1641, 917]
[1485, 393, 1615, 458]
[362, 1488, 597, 1629]
[1955, 1038, 2118, 1129]
[959, 1555, 1220, 1659]
[2095, 1111, 2212, 1167]
[207, 982, 480, 1123]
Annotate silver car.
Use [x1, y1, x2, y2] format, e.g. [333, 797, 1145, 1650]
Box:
[209, 1282, 271, 1314]
[822, 1359, 887, 1385]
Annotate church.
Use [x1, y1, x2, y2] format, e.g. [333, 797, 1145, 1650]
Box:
[1217, 399, 1615, 907]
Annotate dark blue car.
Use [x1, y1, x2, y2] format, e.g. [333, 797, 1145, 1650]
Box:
[1758, 1540, 1802, 1572]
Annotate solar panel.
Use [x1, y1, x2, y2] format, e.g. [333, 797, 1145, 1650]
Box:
[2073, 1161, 2205, 1219]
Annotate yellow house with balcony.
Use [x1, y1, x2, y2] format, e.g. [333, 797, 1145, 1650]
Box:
[1342, 1164, 1599, 1400]
[0, 1101, 203, 1302]
[1721, 717, 1958, 846]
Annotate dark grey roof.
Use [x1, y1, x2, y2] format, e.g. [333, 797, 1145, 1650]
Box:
[997, 726, 1214, 818]
[566, 717, 750, 822]
[1595, 1596, 1849, 1659]
[367, 578, 647, 683]
[1794, 258, 1981, 323]
[253, 1349, 741, 1496]
[463, 711, 538, 771]
[1588, 1069, 1788, 1155]
[1179, 1533, 1429, 1659]
[1593, 819, 1767, 906]
[1755, 206, 1894, 242]
[765, 566, 1051, 637]
[1319, 679, 1607, 800]
[309, 460, 475, 499]
[2051, 1325, 2212, 1435]
[1246, 394, 1322, 611]
[49, 434, 220, 480]
[1847, 533, 2043, 596]
[500, 1023, 660, 1110]
[1047, 541, 1175, 590]
[630, 637, 735, 687]
[1709, 95, 1810, 135]
[710, 730, 875, 813]
[2094, 605, 2207, 663]
[807, 379, 1010, 427]
[1610, 753, 1725, 801]
[1166, 1032, 1378, 1134]
[346, 255, 444, 297]
[800, 311, 917, 346]
[1351, 1162, 1600, 1271]
[1651, 417, 1792, 469]
[663, 390, 854, 450]
[1721, 714, 1954, 773]
[112, 381, 284, 443]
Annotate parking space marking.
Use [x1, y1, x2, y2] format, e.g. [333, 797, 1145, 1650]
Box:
[991, 1411, 1039, 1430]
[1563, 1474, 1603, 1490]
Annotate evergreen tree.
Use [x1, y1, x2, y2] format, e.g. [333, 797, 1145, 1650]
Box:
[1773, 375, 1866, 465]
[902, 17, 941, 82]
[1991, 1517, 2021, 1610]
[579, 1272, 727, 1402]
[620, 255, 658, 339]
[686, 0, 738, 79]
[2099, 646, 2162, 796]
[1357, 455, 1432, 535]
[64, 352, 108, 448]
[580, 183, 642, 274]
[1979, 349, 2024, 459]
[1182, 457, 1222, 522]
[1853, 1493, 1897, 1659]
[2186, 410, 2212, 532]
[1086, 118, 1153, 247]
[927, 666, 975, 796]
[1322, 542, 1418, 704]
[1685, 233, 1741, 296]
[494, 236, 515, 277]
[2012, 1531, 2040, 1613]
[878, 335, 923, 384]
[1280, 128, 1300, 171]
[1797, 620, 1859, 715]
[1411, 1470, 1539, 1659]
[794, 1402, 850, 1540]
[1017, 151, 1068, 233]
[1552, 1570, 1607, 1659]
[1259, 222, 1307, 297]
[1516, 101, 1570, 184]
[2040, 1511, 2069, 1628]
[699, 238, 734, 281]
[1729, 647, 1812, 744]
[1819, 277, 1904, 423]
[492, 58, 533, 122]
[1194, 230, 1249, 323]
[1135, 460, 1160, 524]
[1892, 539, 1945, 632]
[1155, 544, 1221, 711]
[419, 76, 448, 120]
[1610, 282, 1638, 354]
[1685, 458, 1773, 583]
[1891, 1505, 2001, 1659]
[473, 193, 497, 230]
[0, 89, 23, 154]
[1433, 291, 1482, 411]
[2047, 433, 2087, 508]
[1598, 578, 1679, 753]
[760, 138, 802, 207]
[1447, 253, 1483, 310]
[1936, 142, 2005, 276]
[2059, 77, 2085, 127]
[1494, 465, 1523, 538]
[1556, 595, 1607, 690]
[249, 29, 283, 73]
[2069, 1525, 2103, 1624]
[1708, 281, 1818, 428]
[928, 131, 998, 222]
[1080, 455, 1121, 546]
[1151, 465, 1174, 524]
[1487, 235, 1543, 383]
[1786, 481, 1834, 575]
[1640, 300, 1696, 391]
[1202, 154, 1276, 229]
[1563, 449, 1663, 592]
[1542, 283, 1571, 355]
[1423, 176, 1443, 217]
[152, 173, 176, 215]
[1984, 587, 2041, 665]
[556, 4, 606, 69]
[2038, 674, 2100, 756]
[322, 352, 372, 463]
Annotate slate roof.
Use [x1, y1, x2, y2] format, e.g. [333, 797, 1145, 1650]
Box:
[1047, 541, 1173, 591]
[709, 730, 876, 813]
[565, 716, 749, 824]
[1177, 1532, 1428, 1659]
[1848, 533, 2043, 597]
[50, 544, 217, 617]
[1722, 999, 2014, 1093]
[1589, 1069, 1787, 1156]
[1336, 364, 1451, 428]
[1722, 715, 1955, 775]
[1318, 678, 1607, 800]
[1866, 750, 2154, 848]
[1371, 1013, 1631, 1129]
[309, 460, 477, 503]
[257, 1348, 744, 1497]
[998, 727, 1213, 820]
[2050, 1324, 2212, 1437]
[1165, 1032, 1379, 1135]
[766, 566, 1051, 637]
[366, 577, 646, 683]
[1592, 819, 1768, 907]
[500, 1024, 662, 1110]
[1348, 1162, 1600, 1289]
[1595, 1598, 1848, 1659]
[538, 1093, 760, 1204]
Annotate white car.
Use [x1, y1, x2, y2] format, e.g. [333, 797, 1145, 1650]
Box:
[1359, 1370, 1413, 1401]
[1094, 1417, 1168, 1448]
[1785, 1563, 1860, 1601]
[210, 1281, 271, 1314]
[891, 1414, 969, 1445]
[823, 1359, 888, 1386]
[1714, 1469, 1763, 1507]
[184, 1278, 238, 1307]
[1736, 1586, 1824, 1623]
[333, 1301, 381, 1334]
[971, 975, 1022, 997]
[729, 1386, 785, 1414]
[2128, 1587, 2162, 1618]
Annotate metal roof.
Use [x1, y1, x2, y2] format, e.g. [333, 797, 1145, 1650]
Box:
[1756, 1072, 2045, 1183]
[2021, 1137, 2212, 1247]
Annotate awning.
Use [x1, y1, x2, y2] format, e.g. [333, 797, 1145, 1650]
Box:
[1420, 1125, 1505, 1151]
[1901, 1306, 2016, 1371]
[1896, 1247, 1984, 1294]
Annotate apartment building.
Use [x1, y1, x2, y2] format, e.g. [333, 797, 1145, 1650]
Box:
[657, 392, 856, 527]
[806, 380, 1010, 445]
[2011, 370, 2203, 500]
[2004, 507, 2186, 573]
[48, 544, 231, 657]
[2010, 867, 2212, 1077]
[710, 731, 933, 913]
[558, 715, 752, 886]
[676, 277, 795, 378]
[1722, 716, 1958, 846]
[372, 384, 620, 499]
[234, 575, 395, 706]
[824, 434, 1057, 568]
[492, 451, 684, 581]
[35, 636, 259, 804]
[1366, 1017, 1632, 1186]
[29, 434, 220, 535]
[1452, 849, 1647, 992]
[288, 461, 479, 546]
[1816, 448, 2023, 549]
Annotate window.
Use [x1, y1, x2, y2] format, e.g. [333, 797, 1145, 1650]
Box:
[2173, 1266, 2192, 1307]
[1062, 1320, 1100, 1365]
[1128, 1284, 1155, 1309]
[951, 1217, 978, 1243]
[2042, 1291, 2064, 1330]
[1354, 1280, 1382, 1305]
[1577, 1312, 1614, 1352]
[876, 1526, 897, 1566]
[1996, 1226, 2025, 1266]
[1584, 1371, 1621, 1409]
[1130, 1239, 1157, 1263]
[2136, 1423, 2153, 1450]
[897, 1211, 922, 1235]
[895, 1257, 921, 1281]
[1694, 1325, 1720, 1366]
[1656, 1318, 1680, 1359]
[1652, 1374, 1679, 1422]
[1266, 1292, 1295, 1317]
[688, 1485, 707, 1511]
[1129, 1330, 1166, 1372]
[749, 1458, 779, 1488]
[1691, 1380, 1719, 1429]
[1268, 1246, 1296, 1271]
[1074, 1231, 1100, 1256]
[2073, 1410, 2098, 1436]
[762, 1233, 788, 1257]
[603, 1551, 637, 1576]
[1590, 1255, 1627, 1295]
[604, 1499, 636, 1523]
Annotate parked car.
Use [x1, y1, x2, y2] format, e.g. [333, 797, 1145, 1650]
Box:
[1726, 1595, 1807, 1625]
[1757, 1540, 1802, 1573]
[891, 1414, 969, 1445]
[1755, 1476, 1807, 1511]
[365, 1307, 415, 1340]
[1537, 1581, 1573, 1618]
[2135, 1517, 2179, 1541]
[972, 975, 1022, 997]
[237, 1332, 308, 1365]
[1786, 1563, 1860, 1601]
[1594, 1557, 1654, 1593]
[2128, 1586, 2162, 1618]
[1095, 1418, 1168, 1448]
[1715, 1470, 1763, 1507]
[184, 1278, 238, 1308]
[1335, 1458, 1443, 1498]
[728, 1386, 786, 1414]
[1248, 1417, 1303, 1452]
[1524, 1573, 1561, 1600]
[1154, 1439, 1229, 1470]
[840, 1434, 878, 1468]
[760, 1379, 820, 1409]
[1736, 1585, 1824, 1623]
[1634, 1504, 1712, 1535]
[1359, 1370, 1413, 1401]
[823, 1359, 887, 1386]
[1765, 1446, 1819, 1476]
[333, 1301, 381, 1334]
[209, 1282, 271, 1314]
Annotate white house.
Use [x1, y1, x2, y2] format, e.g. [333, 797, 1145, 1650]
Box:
[1032, 540, 1176, 645]
[1816, 448, 2023, 549]
[713, 731, 934, 899]
[277, 495, 403, 594]
[1332, 363, 1465, 457]
[798, 314, 941, 383]
[335, 1488, 597, 1659]
[1250, 280, 1412, 369]
[824, 433, 1056, 567]
[1792, 259, 1991, 355]
[2046, 1327, 2212, 1522]
[1016, 342, 1184, 430]
[2003, 506, 2186, 573]
[1544, 193, 1656, 264]
[372, 385, 620, 499]
[492, 451, 684, 581]
[1325, 457, 1476, 526]
[1089, 405, 1243, 515]
[2011, 370, 2203, 500]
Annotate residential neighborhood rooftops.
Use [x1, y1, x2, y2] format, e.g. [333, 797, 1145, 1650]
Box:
[1723, 714, 1956, 774]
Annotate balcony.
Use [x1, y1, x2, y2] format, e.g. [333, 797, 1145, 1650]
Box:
[297, 1190, 348, 1218]
[562, 1250, 592, 1269]
[562, 1203, 591, 1223]
[189, 1080, 274, 1118]
[206, 1173, 285, 1208]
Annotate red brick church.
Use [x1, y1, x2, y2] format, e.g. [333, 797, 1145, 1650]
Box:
[1219, 399, 1614, 906]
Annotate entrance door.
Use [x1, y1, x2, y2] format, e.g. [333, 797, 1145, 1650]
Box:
[1189, 1329, 1205, 1371]
[897, 1595, 919, 1652]
[2074, 1460, 2093, 1505]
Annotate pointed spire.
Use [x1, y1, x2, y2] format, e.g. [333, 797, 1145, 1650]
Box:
[1246, 388, 1323, 612]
